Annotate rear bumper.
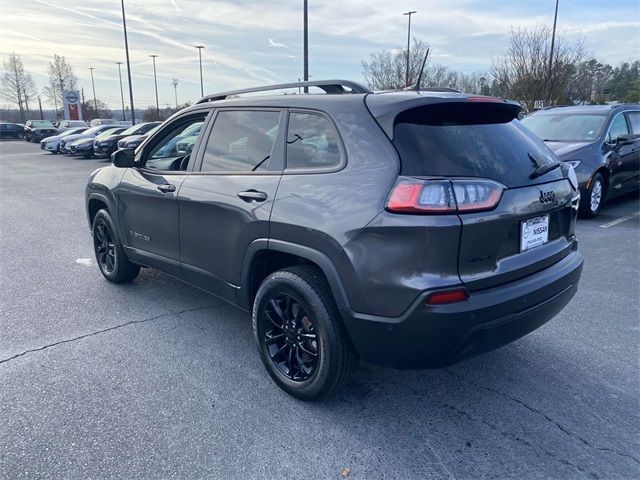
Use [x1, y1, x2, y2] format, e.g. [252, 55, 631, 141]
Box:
[340, 249, 583, 369]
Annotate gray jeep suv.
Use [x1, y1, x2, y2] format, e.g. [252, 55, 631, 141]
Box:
[85, 80, 584, 400]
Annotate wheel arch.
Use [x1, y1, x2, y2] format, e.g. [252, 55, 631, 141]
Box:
[87, 193, 112, 227]
[240, 239, 350, 312]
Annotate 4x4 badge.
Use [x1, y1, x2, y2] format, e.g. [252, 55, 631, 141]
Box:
[539, 190, 556, 204]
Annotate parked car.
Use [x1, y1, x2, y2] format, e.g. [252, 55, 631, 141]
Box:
[89, 118, 119, 127]
[24, 120, 58, 142]
[522, 104, 640, 217]
[57, 120, 88, 131]
[93, 122, 161, 158]
[40, 127, 88, 153]
[60, 124, 121, 154]
[117, 124, 162, 150]
[0, 122, 24, 139]
[69, 127, 127, 158]
[86, 80, 583, 400]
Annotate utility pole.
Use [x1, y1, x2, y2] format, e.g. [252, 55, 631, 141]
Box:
[171, 78, 179, 109]
[195, 45, 205, 97]
[38, 95, 44, 120]
[116, 62, 126, 121]
[545, 0, 560, 105]
[81, 87, 85, 104]
[403, 10, 417, 88]
[303, 0, 309, 93]
[150, 54, 160, 117]
[89, 67, 98, 112]
[121, 0, 136, 124]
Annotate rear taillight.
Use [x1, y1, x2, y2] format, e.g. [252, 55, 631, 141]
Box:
[386, 177, 504, 214]
[426, 288, 469, 305]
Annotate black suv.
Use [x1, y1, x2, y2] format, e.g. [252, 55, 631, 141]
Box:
[522, 104, 640, 217]
[86, 80, 584, 400]
[23, 120, 58, 142]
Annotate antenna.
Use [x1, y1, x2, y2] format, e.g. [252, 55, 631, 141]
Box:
[406, 48, 430, 91]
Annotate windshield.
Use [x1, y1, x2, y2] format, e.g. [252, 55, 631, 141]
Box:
[522, 114, 606, 142]
[60, 127, 85, 137]
[96, 128, 123, 138]
[33, 121, 54, 128]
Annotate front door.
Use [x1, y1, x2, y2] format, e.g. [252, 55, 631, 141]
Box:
[118, 113, 208, 277]
[178, 109, 285, 303]
[605, 112, 637, 194]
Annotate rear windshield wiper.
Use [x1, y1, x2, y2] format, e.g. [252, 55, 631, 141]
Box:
[530, 161, 562, 179]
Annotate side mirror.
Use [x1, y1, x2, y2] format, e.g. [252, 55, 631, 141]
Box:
[616, 134, 635, 147]
[111, 148, 136, 168]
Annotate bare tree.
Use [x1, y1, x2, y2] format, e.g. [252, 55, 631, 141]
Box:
[1, 53, 37, 122]
[491, 26, 585, 112]
[362, 38, 433, 90]
[42, 54, 78, 119]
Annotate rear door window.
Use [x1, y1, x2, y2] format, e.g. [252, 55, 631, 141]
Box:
[285, 112, 342, 171]
[201, 110, 280, 172]
[393, 103, 557, 187]
[625, 111, 640, 136]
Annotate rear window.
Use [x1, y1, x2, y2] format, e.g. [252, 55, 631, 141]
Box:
[393, 103, 557, 187]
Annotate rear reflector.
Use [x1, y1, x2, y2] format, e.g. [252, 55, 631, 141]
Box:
[386, 177, 504, 214]
[426, 288, 469, 305]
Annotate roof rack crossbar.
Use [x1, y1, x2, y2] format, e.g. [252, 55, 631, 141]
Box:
[196, 79, 372, 104]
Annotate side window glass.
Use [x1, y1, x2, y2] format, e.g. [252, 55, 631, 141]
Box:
[144, 117, 205, 171]
[286, 112, 341, 170]
[627, 112, 640, 135]
[607, 114, 629, 143]
[201, 110, 280, 172]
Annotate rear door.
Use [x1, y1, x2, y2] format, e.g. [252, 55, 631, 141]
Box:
[177, 109, 284, 304]
[392, 101, 579, 291]
[605, 112, 637, 193]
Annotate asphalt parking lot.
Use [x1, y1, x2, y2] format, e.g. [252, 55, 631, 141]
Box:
[1, 139, 638, 479]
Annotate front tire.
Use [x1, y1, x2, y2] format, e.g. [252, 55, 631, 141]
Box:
[253, 265, 357, 401]
[92, 209, 140, 283]
[579, 172, 605, 218]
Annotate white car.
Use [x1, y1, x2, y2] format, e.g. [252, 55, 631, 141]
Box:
[41, 127, 88, 153]
[59, 125, 121, 153]
[57, 120, 88, 131]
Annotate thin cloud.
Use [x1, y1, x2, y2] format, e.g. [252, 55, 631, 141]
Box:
[268, 38, 288, 48]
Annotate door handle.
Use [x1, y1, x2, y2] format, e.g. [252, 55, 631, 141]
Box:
[157, 183, 176, 193]
[237, 190, 268, 202]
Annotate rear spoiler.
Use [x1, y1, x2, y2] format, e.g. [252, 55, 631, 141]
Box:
[365, 95, 521, 140]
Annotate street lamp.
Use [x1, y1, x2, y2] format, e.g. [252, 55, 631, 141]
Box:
[303, 0, 309, 93]
[171, 78, 179, 109]
[195, 45, 205, 97]
[121, 0, 136, 124]
[89, 67, 98, 112]
[116, 62, 126, 121]
[150, 54, 159, 117]
[403, 10, 417, 88]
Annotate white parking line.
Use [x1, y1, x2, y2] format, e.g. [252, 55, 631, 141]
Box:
[599, 211, 640, 229]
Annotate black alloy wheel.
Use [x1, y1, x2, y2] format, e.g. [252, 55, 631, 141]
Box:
[262, 292, 319, 381]
[94, 219, 116, 274]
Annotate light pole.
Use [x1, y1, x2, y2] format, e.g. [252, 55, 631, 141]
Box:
[89, 67, 98, 112]
[303, 0, 309, 93]
[171, 78, 179, 109]
[195, 45, 205, 97]
[116, 62, 126, 121]
[150, 54, 159, 117]
[545, 0, 560, 105]
[403, 10, 417, 88]
[121, 0, 136, 124]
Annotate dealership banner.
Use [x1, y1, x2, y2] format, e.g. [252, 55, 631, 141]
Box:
[62, 90, 83, 120]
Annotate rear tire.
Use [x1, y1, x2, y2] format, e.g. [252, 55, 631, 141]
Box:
[252, 265, 357, 401]
[579, 172, 605, 218]
[92, 209, 140, 283]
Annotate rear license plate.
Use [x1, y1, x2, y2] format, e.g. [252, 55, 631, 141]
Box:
[520, 215, 549, 252]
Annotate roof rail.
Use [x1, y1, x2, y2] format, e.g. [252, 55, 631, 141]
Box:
[196, 79, 372, 104]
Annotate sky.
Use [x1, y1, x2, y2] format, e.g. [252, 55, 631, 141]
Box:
[1, 0, 639, 110]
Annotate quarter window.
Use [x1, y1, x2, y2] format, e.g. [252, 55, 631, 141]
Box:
[201, 110, 280, 172]
[285, 112, 341, 170]
[607, 114, 629, 143]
